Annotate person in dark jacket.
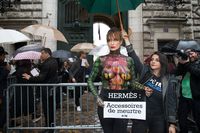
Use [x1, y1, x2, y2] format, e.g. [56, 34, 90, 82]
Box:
[69, 51, 89, 111]
[0, 47, 10, 96]
[61, 60, 72, 96]
[11, 60, 34, 118]
[0, 46, 10, 129]
[122, 31, 177, 133]
[61, 60, 71, 83]
[174, 48, 200, 133]
[23, 48, 58, 132]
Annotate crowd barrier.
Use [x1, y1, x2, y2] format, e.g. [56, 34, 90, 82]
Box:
[6, 82, 103, 133]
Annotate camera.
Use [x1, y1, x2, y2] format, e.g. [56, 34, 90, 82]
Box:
[177, 50, 188, 60]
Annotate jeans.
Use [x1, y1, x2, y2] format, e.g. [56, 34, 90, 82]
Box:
[178, 96, 200, 133]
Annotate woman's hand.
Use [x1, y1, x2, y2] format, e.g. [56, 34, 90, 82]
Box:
[97, 96, 104, 107]
[72, 78, 76, 83]
[121, 30, 130, 46]
[144, 86, 153, 97]
[121, 30, 129, 39]
[169, 124, 176, 133]
[22, 73, 31, 80]
[6, 63, 11, 71]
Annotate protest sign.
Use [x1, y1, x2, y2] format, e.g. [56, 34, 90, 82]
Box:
[104, 101, 146, 119]
[102, 89, 146, 120]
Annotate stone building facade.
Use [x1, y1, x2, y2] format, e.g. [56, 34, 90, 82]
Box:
[129, 0, 200, 60]
[0, 0, 200, 60]
[0, 0, 57, 54]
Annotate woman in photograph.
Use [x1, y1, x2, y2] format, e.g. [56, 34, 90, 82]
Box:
[87, 27, 144, 133]
[122, 30, 177, 133]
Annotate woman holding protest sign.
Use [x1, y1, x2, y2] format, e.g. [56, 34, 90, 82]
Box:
[87, 27, 144, 133]
[122, 30, 177, 133]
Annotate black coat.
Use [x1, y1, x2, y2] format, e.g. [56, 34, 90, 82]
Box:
[175, 59, 200, 100]
[0, 62, 9, 96]
[69, 58, 86, 82]
[10, 60, 34, 117]
[29, 57, 58, 83]
[61, 68, 70, 83]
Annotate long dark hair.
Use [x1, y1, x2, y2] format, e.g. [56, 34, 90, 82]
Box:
[150, 51, 169, 77]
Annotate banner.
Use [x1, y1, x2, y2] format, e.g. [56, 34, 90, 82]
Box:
[104, 101, 146, 119]
[101, 89, 145, 101]
[101, 89, 146, 119]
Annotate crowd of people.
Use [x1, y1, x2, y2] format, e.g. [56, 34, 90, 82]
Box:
[0, 47, 90, 133]
[0, 26, 200, 133]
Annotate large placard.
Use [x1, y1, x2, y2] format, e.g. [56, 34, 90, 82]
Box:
[102, 89, 146, 120]
[104, 101, 146, 119]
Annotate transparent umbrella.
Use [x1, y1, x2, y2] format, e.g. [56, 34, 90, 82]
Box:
[52, 50, 73, 59]
[21, 24, 68, 45]
[71, 42, 96, 53]
[13, 43, 43, 56]
[0, 29, 30, 44]
[13, 51, 41, 60]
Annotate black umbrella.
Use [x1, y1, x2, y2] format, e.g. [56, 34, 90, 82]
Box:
[161, 40, 200, 53]
[52, 50, 73, 59]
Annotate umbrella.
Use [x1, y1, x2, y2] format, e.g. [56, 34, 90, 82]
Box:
[89, 44, 128, 56]
[161, 40, 200, 53]
[52, 50, 73, 59]
[13, 43, 43, 56]
[71, 42, 96, 53]
[21, 24, 68, 45]
[0, 29, 30, 44]
[13, 51, 41, 60]
[79, 0, 144, 30]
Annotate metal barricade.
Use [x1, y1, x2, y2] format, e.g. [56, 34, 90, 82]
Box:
[6, 83, 103, 133]
[7, 75, 16, 87]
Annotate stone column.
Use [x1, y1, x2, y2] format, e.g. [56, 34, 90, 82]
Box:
[128, 4, 144, 61]
[42, 0, 58, 51]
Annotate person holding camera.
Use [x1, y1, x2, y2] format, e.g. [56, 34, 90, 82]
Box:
[175, 48, 200, 133]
